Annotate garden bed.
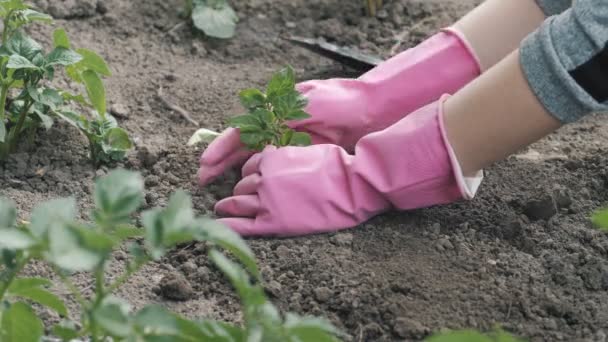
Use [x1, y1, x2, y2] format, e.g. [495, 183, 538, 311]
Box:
[2, 0, 608, 340]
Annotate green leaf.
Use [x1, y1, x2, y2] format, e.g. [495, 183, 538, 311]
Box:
[187, 128, 221, 146]
[0, 197, 16, 228]
[0, 229, 36, 249]
[592, 209, 608, 231]
[51, 320, 79, 341]
[209, 249, 251, 299]
[29, 197, 76, 239]
[21, 9, 53, 23]
[1, 31, 42, 60]
[7, 54, 37, 69]
[191, 1, 238, 39]
[272, 92, 308, 118]
[1, 302, 44, 342]
[114, 225, 144, 240]
[0, 0, 28, 13]
[102, 127, 133, 153]
[143, 191, 197, 260]
[266, 66, 296, 99]
[289, 131, 311, 146]
[284, 314, 341, 341]
[94, 169, 144, 226]
[75, 48, 111, 76]
[53, 28, 71, 48]
[133, 305, 181, 336]
[228, 114, 261, 130]
[195, 218, 260, 280]
[92, 296, 132, 338]
[9, 286, 68, 316]
[239, 88, 266, 110]
[82, 69, 106, 115]
[251, 108, 274, 123]
[240, 132, 267, 148]
[8, 277, 51, 289]
[426, 330, 494, 342]
[47, 225, 107, 272]
[284, 109, 311, 121]
[279, 130, 293, 146]
[46, 47, 82, 66]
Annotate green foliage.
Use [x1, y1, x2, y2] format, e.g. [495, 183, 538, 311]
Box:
[0, 1, 131, 165]
[186, 0, 238, 39]
[0, 169, 342, 341]
[229, 66, 312, 151]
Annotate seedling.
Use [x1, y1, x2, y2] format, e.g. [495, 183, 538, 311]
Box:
[0, 169, 341, 341]
[228, 65, 312, 151]
[0, 1, 131, 165]
[184, 0, 238, 39]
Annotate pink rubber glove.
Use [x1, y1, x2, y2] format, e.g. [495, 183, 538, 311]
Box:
[198, 29, 481, 185]
[215, 96, 483, 236]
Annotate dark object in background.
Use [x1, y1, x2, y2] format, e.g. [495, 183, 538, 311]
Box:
[284, 35, 382, 73]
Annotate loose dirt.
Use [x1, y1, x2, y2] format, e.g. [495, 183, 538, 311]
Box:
[2, 0, 608, 341]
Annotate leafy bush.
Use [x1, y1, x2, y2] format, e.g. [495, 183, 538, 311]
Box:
[0, 169, 341, 341]
[185, 0, 238, 39]
[0, 0, 131, 165]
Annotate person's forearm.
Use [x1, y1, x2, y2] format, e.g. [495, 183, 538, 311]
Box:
[452, 0, 546, 71]
[444, 50, 561, 176]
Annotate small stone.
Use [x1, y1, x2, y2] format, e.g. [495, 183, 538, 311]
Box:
[137, 147, 159, 168]
[164, 73, 178, 82]
[285, 21, 296, 28]
[376, 9, 388, 19]
[158, 272, 194, 301]
[436, 238, 453, 251]
[180, 261, 197, 275]
[195, 266, 210, 282]
[524, 195, 557, 221]
[114, 250, 127, 261]
[393, 317, 428, 339]
[96, 1, 108, 14]
[429, 223, 441, 235]
[266, 280, 282, 297]
[330, 233, 353, 246]
[110, 103, 130, 118]
[553, 188, 572, 209]
[275, 245, 290, 259]
[314, 287, 333, 303]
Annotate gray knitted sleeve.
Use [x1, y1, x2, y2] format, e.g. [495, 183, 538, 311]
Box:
[520, 0, 608, 123]
[535, 0, 572, 16]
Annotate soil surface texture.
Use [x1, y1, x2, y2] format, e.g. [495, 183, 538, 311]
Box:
[2, 0, 608, 341]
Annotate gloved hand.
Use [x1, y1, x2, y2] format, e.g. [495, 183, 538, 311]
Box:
[215, 96, 483, 236]
[198, 29, 481, 185]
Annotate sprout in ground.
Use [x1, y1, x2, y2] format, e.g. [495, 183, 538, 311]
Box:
[0, 1, 132, 165]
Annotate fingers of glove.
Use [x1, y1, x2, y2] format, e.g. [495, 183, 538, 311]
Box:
[233, 173, 261, 196]
[215, 195, 261, 218]
[198, 149, 252, 186]
[242, 146, 276, 177]
[199, 128, 244, 165]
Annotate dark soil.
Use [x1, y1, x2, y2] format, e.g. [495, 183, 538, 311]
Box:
[2, 0, 608, 341]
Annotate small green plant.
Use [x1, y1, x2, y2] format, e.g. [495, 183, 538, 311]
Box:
[184, 0, 238, 39]
[228, 65, 312, 151]
[0, 169, 341, 341]
[0, 1, 131, 165]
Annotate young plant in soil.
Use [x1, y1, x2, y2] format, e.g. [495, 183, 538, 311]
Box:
[0, 169, 342, 342]
[184, 0, 238, 39]
[0, 1, 131, 165]
[228, 65, 312, 151]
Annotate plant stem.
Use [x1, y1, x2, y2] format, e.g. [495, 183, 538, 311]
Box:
[6, 100, 33, 153]
[0, 84, 8, 122]
[105, 258, 149, 295]
[53, 266, 87, 308]
[1, 11, 13, 43]
[0, 256, 29, 300]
